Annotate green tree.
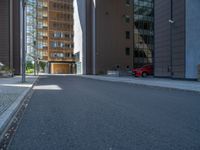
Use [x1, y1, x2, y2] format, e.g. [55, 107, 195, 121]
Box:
[26, 61, 34, 70]
[39, 61, 46, 72]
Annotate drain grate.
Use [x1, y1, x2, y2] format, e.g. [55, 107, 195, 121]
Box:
[0, 91, 33, 150]
[0, 94, 19, 116]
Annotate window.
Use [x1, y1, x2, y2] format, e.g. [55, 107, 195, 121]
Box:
[61, 33, 65, 38]
[126, 31, 130, 39]
[125, 48, 130, 56]
[133, 0, 154, 67]
[54, 32, 61, 38]
[125, 16, 130, 23]
[51, 53, 64, 59]
[50, 42, 57, 48]
[60, 42, 65, 48]
[126, 0, 130, 6]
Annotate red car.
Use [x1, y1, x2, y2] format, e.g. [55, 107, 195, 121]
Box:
[132, 65, 153, 77]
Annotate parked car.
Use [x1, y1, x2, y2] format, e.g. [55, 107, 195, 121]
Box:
[132, 65, 153, 77]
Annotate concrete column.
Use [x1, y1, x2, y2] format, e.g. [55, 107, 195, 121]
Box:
[10, 0, 13, 70]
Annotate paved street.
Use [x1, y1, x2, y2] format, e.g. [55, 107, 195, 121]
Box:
[0, 76, 36, 116]
[9, 76, 200, 150]
[0, 76, 37, 134]
[82, 75, 200, 93]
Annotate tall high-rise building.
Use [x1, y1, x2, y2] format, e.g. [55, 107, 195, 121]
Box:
[26, 0, 37, 62]
[133, 0, 154, 68]
[37, 0, 75, 74]
[75, 0, 200, 80]
[2, 0, 199, 79]
[154, 0, 200, 79]
[36, 0, 49, 73]
[0, 0, 22, 75]
[74, 0, 154, 75]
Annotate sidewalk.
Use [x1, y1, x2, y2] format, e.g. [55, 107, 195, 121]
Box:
[81, 75, 200, 93]
[0, 76, 38, 134]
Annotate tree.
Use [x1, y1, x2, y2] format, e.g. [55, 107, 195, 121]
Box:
[39, 61, 46, 72]
[26, 61, 34, 70]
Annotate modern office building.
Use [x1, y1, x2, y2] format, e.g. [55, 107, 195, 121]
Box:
[36, 0, 48, 64]
[73, 0, 87, 74]
[75, 0, 200, 80]
[74, 0, 133, 75]
[74, 0, 97, 74]
[26, 0, 37, 62]
[154, 0, 200, 79]
[37, 0, 75, 74]
[0, 0, 22, 75]
[133, 0, 154, 68]
[2, 0, 199, 79]
[93, 0, 135, 75]
[74, 0, 154, 75]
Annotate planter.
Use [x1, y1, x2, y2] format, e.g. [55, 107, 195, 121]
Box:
[107, 70, 120, 77]
[0, 71, 13, 78]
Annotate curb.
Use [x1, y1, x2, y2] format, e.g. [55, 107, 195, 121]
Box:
[80, 76, 200, 94]
[0, 76, 39, 139]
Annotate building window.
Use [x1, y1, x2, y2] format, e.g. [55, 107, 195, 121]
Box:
[126, 31, 130, 39]
[125, 16, 130, 23]
[126, 0, 130, 6]
[125, 48, 130, 56]
[133, 0, 154, 67]
[51, 53, 64, 59]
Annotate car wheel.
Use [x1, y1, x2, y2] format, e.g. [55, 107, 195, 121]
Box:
[142, 72, 148, 77]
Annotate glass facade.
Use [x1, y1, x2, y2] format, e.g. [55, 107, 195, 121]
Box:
[133, 0, 154, 67]
[26, 0, 37, 61]
[37, 0, 49, 61]
[25, 0, 75, 74]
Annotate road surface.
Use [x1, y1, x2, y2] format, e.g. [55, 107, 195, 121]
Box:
[9, 76, 200, 150]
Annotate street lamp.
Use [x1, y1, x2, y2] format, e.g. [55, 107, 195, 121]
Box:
[169, 19, 174, 24]
[169, 0, 174, 77]
[22, 0, 27, 83]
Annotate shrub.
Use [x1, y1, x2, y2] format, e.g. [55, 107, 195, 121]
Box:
[26, 69, 34, 74]
[0, 65, 14, 77]
[39, 61, 46, 72]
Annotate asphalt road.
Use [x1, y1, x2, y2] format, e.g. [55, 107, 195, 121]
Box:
[9, 76, 200, 150]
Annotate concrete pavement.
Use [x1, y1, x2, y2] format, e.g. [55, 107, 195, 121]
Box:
[0, 76, 38, 135]
[82, 75, 200, 93]
[9, 76, 200, 150]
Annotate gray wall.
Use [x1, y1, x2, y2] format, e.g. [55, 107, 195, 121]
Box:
[95, 0, 133, 74]
[154, 0, 186, 78]
[185, 0, 200, 79]
[13, 0, 21, 75]
[73, 0, 95, 75]
[86, 0, 94, 74]
[0, 0, 10, 67]
[0, 0, 21, 74]
[74, 0, 87, 74]
[154, 0, 171, 77]
[171, 0, 185, 78]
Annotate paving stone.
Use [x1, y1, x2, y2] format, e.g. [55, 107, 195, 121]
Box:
[0, 76, 37, 117]
[0, 93, 19, 116]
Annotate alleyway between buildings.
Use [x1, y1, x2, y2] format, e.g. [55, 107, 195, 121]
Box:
[7, 76, 200, 150]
